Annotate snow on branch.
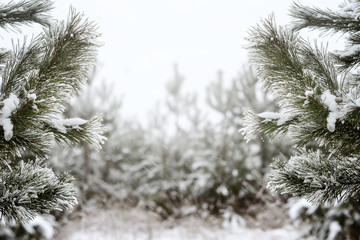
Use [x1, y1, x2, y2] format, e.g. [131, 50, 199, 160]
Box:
[0, 93, 19, 141]
[0, 0, 53, 32]
[0, 160, 77, 223]
[47, 114, 106, 150]
[268, 150, 360, 205]
[0, 1, 104, 223]
[290, 1, 360, 33]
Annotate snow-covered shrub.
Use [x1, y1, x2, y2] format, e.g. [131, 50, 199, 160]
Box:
[119, 66, 288, 218]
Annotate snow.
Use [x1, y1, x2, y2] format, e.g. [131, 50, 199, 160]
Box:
[62, 118, 88, 126]
[27, 93, 37, 101]
[287, 198, 317, 220]
[257, 111, 292, 125]
[0, 93, 20, 141]
[216, 184, 229, 196]
[49, 116, 88, 132]
[321, 90, 345, 132]
[305, 90, 313, 97]
[56, 207, 301, 240]
[338, 45, 360, 58]
[258, 111, 282, 120]
[327, 221, 341, 240]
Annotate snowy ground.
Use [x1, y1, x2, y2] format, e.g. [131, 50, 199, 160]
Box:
[54, 206, 302, 240]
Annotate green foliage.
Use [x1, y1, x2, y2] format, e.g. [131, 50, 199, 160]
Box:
[242, 0, 360, 205]
[242, 1, 360, 239]
[0, 0, 104, 223]
[0, 160, 76, 223]
[0, 0, 53, 31]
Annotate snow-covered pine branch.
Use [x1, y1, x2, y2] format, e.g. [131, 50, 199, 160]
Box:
[241, 1, 360, 205]
[290, 1, 360, 71]
[0, 160, 77, 223]
[0, 0, 53, 32]
[1, 7, 103, 159]
[0, 0, 104, 223]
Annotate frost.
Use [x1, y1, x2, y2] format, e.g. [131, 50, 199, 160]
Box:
[0, 93, 20, 141]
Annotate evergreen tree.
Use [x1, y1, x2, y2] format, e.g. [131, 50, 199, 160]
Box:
[242, 0, 360, 206]
[50, 71, 124, 204]
[0, 0, 104, 223]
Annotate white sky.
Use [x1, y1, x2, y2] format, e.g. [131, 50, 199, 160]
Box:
[19, 1, 344, 119]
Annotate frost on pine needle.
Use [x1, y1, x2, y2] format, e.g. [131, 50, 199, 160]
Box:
[0, 0, 104, 223]
[268, 150, 360, 205]
[0, 161, 77, 223]
[241, 0, 360, 207]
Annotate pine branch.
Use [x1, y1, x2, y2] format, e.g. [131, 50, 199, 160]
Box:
[242, 0, 360, 207]
[332, 34, 360, 71]
[268, 150, 360, 205]
[2, 37, 42, 95]
[301, 43, 338, 92]
[290, 2, 360, 72]
[0, 8, 103, 158]
[241, 110, 297, 141]
[242, 15, 360, 154]
[0, 0, 53, 32]
[0, 4, 104, 223]
[0, 160, 77, 223]
[0, 49, 9, 72]
[46, 114, 106, 150]
[247, 16, 310, 100]
[290, 1, 360, 33]
[0, 129, 54, 160]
